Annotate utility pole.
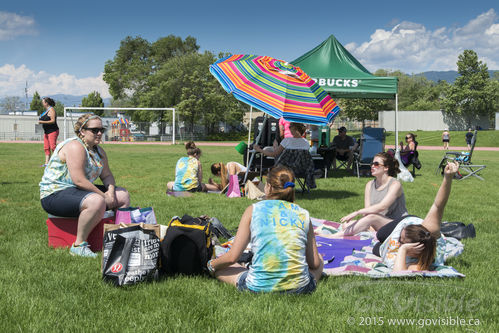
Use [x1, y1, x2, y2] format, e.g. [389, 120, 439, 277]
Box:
[24, 81, 28, 115]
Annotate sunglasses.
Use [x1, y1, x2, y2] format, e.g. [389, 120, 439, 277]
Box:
[405, 136, 411, 140]
[84, 127, 106, 134]
[371, 161, 384, 167]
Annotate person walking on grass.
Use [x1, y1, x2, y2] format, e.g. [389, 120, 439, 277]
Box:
[39, 114, 130, 258]
[465, 128, 474, 150]
[207, 166, 323, 293]
[442, 129, 450, 150]
[38, 97, 59, 167]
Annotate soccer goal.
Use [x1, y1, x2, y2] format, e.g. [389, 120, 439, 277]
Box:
[63, 107, 176, 143]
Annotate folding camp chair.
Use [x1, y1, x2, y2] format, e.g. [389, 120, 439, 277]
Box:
[276, 149, 316, 194]
[354, 127, 385, 178]
[401, 143, 421, 177]
[435, 130, 486, 180]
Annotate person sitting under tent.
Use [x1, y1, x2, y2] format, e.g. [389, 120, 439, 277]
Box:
[167, 141, 219, 193]
[331, 127, 357, 171]
[207, 166, 323, 293]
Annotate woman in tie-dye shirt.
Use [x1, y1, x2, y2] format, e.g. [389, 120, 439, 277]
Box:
[167, 141, 219, 192]
[207, 166, 323, 293]
[39, 114, 130, 258]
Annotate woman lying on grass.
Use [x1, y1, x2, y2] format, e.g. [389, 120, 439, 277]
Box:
[330, 152, 408, 238]
[167, 141, 219, 193]
[207, 166, 323, 293]
[374, 161, 460, 272]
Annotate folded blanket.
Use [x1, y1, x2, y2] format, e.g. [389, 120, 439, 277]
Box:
[312, 218, 465, 278]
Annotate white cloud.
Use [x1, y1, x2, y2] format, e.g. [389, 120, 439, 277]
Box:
[0, 64, 111, 98]
[345, 9, 499, 73]
[0, 11, 37, 40]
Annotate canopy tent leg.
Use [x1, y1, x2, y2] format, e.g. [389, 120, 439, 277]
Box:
[243, 113, 268, 184]
[395, 93, 399, 153]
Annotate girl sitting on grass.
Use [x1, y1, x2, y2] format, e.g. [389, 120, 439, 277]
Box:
[167, 141, 219, 192]
[207, 166, 323, 293]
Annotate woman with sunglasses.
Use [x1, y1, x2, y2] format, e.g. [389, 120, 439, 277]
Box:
[329, 152, 408, 238]
[39, 114, 130, 258]
[399, 133, 418, 166]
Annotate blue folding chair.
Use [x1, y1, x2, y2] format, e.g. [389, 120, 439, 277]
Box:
[354, 127, 385, 178]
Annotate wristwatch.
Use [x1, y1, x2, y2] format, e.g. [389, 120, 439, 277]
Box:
[207, 259, 216, 276]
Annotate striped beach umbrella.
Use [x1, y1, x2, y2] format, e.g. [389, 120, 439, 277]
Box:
[210, 54, 340, 125]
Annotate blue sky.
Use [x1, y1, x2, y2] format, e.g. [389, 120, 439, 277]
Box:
[1, 0, 498, 98]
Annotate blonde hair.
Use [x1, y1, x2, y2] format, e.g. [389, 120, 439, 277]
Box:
[74, 113, 102, 156]
[266, 166, 295, 202]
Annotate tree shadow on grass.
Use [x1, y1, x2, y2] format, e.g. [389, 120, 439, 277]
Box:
[298, 189, 359, 200]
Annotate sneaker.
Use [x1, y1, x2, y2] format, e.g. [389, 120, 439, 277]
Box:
[70, 241, 97, 258]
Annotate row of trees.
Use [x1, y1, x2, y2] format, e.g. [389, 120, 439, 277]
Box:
[3, 36, 498, 132]
[339, 50, 499, 127]
[103, 35, 247, 132]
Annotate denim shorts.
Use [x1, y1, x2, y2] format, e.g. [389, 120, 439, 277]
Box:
[236, 271, 317, 294]
[41, 184, 107, 217]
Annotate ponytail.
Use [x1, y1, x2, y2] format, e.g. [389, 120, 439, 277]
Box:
[403, 224, 436, 271]
[376, 152, 400, 177]
[266, 166, 295, 202]
[185, 141, 201, 157]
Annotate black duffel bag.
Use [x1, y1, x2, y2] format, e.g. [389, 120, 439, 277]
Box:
[441, 222, 476, 240]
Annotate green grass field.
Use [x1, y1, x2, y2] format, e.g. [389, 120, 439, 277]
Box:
[347, 130, 499, 148]
[0, 143, 498, 332]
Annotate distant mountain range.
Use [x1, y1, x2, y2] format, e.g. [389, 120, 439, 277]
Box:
[415, 70, 498, 83]
[1, 70, 498, 110]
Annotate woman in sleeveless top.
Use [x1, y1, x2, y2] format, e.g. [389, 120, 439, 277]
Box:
[442, 130, 450, 150]
[207, 166, 323, 294]
[166, 141, 219, 192]
[39, 114, 130, 258]
[38, 97, 59, 166]
[330, 152, 408, 238]
[400, 133, 418, 166]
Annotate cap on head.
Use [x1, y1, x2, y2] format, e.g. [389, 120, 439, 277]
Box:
[338, 126, 347, 133]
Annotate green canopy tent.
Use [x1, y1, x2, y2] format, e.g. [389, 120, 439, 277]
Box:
[291, 35, 401, 148]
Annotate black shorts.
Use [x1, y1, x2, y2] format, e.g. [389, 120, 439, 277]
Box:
[335, 152, 350, 161]
[187, 183, 204, 192]
[442, 139, 449, 143]
[372, 215, 419, 257]
[41, 184, 107, 217]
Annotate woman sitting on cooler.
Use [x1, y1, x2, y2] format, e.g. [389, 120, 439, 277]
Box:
[39, 114, 130, 258]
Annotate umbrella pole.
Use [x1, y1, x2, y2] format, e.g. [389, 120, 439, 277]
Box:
[243, 113, 268, 184]
[246, 106, 252, 169]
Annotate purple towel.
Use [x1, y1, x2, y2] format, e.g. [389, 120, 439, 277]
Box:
[315, 236, 372, 268]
